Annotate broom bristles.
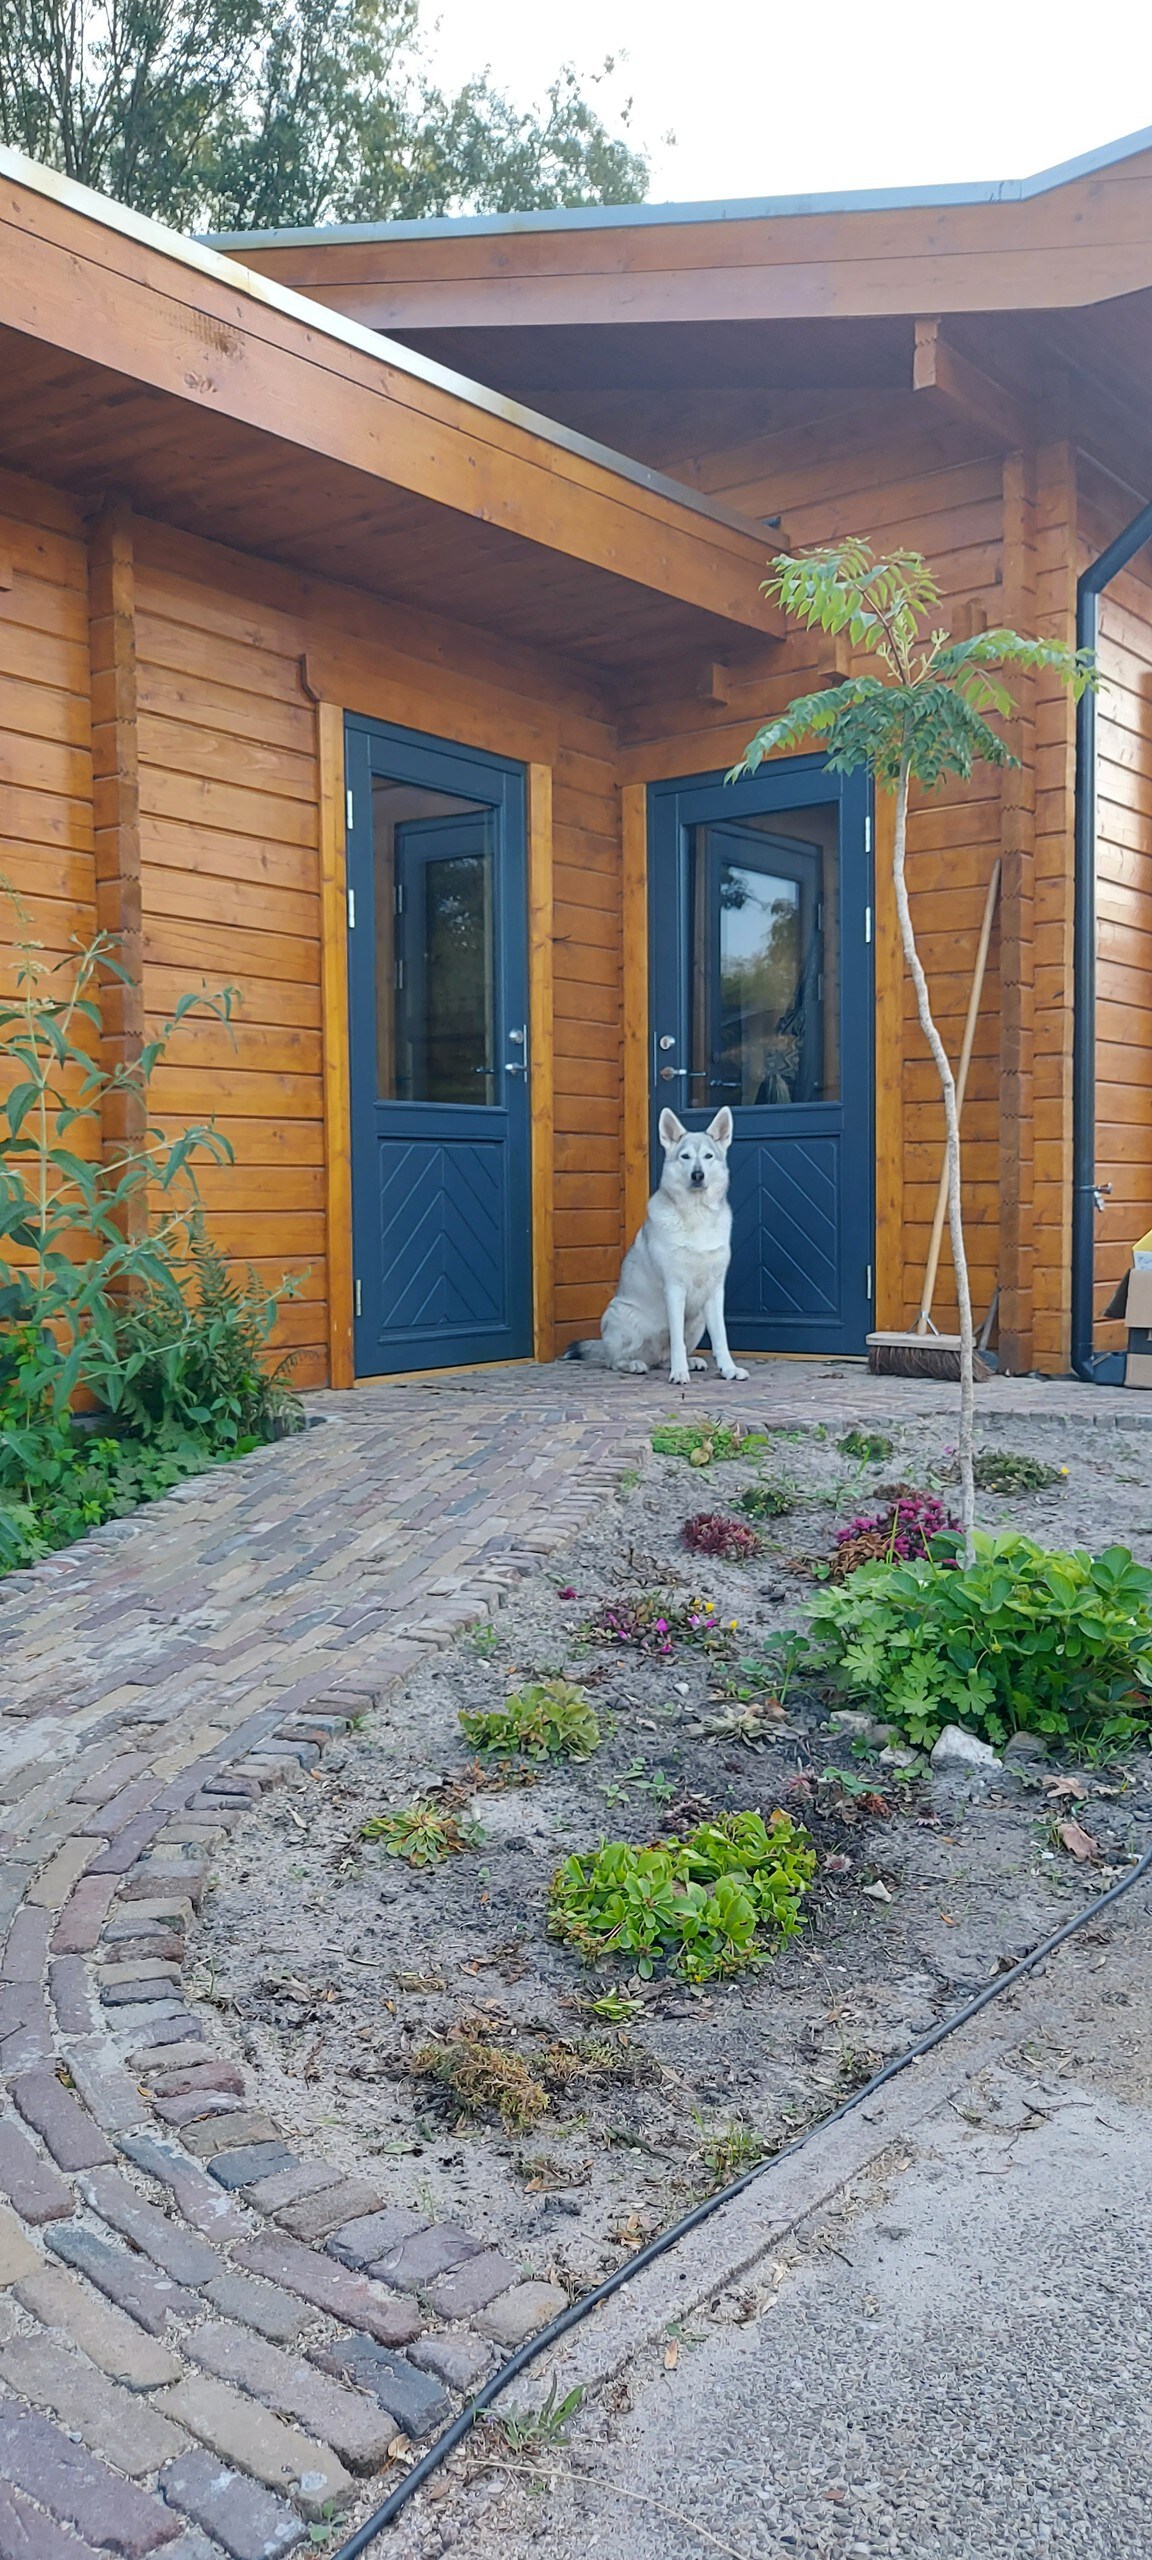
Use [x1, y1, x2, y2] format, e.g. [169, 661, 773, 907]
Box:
[866, 1336, 993, 1383]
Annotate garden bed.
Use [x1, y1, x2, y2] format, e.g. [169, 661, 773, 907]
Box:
[194, 1406, 1152, 2287]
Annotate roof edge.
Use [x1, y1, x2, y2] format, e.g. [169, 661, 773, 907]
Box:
[0, 144, 776, 549]
[202, 120, 1152, 252]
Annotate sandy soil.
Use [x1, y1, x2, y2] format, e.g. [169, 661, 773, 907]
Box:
[193, 1406, 1152, 2289]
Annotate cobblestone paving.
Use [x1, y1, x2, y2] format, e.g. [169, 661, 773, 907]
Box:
[0, 1358, 1143, 2553]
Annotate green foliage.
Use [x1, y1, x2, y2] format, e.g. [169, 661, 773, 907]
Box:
[0, 0, 647, 230]
[104, 1223, 300, 1450]
[803, 1535, 1152, 1752]
[495, 2378, 585, 2454]
[738, 1480, 796, 1520]
[972, 1447, 1067, 1495]
[732, 541, 1097, 793]
[549, 1808, 816, 1983]
[361, 1801, 479, 1864]
[460, 1677, 601, 1761]
[0, 924, 299, 1573]
[838, 1428, 894, 1464]
[651, 1419, 767, 1464]
[695, 2113, 766, 2186]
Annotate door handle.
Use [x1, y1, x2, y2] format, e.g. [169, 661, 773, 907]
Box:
[504, 1025, 528, 1076]
[659, 1065, 689, 1082]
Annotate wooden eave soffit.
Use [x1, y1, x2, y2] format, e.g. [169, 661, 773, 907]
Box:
[913, 317, 1032, 450]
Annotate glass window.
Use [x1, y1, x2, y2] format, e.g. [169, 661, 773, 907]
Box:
[372, 780, 495, 1103]
[689, 804, 840, 1106]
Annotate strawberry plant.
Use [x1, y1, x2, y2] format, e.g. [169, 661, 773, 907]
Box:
[549, 1809, 815, 1982]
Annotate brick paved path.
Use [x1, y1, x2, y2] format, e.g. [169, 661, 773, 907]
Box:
[0, 1358, 1142, 2553]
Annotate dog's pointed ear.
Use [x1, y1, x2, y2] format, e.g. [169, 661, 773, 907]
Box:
[658, 1108, 685, 1149]
[707, 1106, 734, 1150]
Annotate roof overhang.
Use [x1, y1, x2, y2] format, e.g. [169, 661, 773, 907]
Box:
[210, 125, 1152, 333]
[0, 150, 784, 671]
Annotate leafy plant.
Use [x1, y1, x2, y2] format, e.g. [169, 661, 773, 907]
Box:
[733, 542, 1096, 1558]
[584, 1591, 732, 1657]
[829, 1489, 959, 1581]
[414, 2025, 549, 2131]
[838, 1428, 894, 1463]
[549, 1809, 816, 1983]
[360, 1803, 479, 1865]
[651, 1420, 767, 1465]
[682, 1510, 762, 1562]
[103, 1223, 301, 1449]
[460, 1678, 601, 1760]
[695, 2114, 766, 2187]
[738, 1480, 797, 1520]
[804, 1535, 1152, 1751]
[494, 2378, 584, 2454]
[972, 1448, 1067, 1495]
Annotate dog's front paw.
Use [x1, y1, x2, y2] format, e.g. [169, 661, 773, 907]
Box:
[688, 1356, 709, 1373]
[668, 1363, 692, 1386]
[718, 1363, 749, 1382]
[619, 1360, 648, 1375]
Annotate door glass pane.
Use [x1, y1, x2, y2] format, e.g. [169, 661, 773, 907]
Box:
[371, 780, 494, 1102]
[690, 805, 840, 1105]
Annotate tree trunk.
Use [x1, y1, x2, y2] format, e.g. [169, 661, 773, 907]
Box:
[890, 753, 976, 1562]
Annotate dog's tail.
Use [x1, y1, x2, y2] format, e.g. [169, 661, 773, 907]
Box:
[563, 1338, 609, 1365]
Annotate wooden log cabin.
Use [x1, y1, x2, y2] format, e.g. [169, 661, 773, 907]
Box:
[2, 127, 1152, 1388]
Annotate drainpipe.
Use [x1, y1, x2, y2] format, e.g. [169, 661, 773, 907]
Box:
[1071, 495, 1152, 1382]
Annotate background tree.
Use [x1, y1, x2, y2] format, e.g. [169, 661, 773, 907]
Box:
[733, 542, 1095, 1558]
[0, 0, 647, 231]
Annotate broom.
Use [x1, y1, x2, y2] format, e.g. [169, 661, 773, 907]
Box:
[868, 858, 1001, 1381]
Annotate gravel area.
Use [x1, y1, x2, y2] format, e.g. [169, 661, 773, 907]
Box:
[193, 1406, 1152, 2299]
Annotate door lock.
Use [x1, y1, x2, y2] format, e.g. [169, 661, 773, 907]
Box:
[504, 1026, 528, 1077]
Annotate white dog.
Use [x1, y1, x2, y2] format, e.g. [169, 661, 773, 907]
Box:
[565, 1107, 748, 1384]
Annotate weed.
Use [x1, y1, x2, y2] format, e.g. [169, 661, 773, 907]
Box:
[361, 1804, 479, 1866]
[651, 1420, 767, 1466]
[584, 1591, 732, 1658]
[838, 1428, 894, 1464]
[695, 2114, 766, 2186]
[494, 2378, 583, 2454]
[804, 1534, 1152, 1751]
[584, 1986, 645, 2022]
[467, 1621, 502, 1658]
[972, 1447, 1068, 1496]
[460, 1678, 600, 1760]
[414, 2024, 549, 2131]
[829, 1490, 959, 1581]
[689, 1700, 787, 1746]
[550, 1808, 816, 1983]
[682, 1511, 762, 1562]
[738, 1480, 797, 1520]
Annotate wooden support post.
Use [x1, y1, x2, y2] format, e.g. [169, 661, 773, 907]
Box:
[527, 762, 555, 1363]
[998, 449, 1038, 1373]
[621, 783, 652, 1254]
[87, 500, 144, 1209]
[871, 785, 905, 1327]
[317, 699, 355, 1390]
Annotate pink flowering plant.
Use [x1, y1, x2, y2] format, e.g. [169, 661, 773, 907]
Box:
[584, 1591, 734, 1658]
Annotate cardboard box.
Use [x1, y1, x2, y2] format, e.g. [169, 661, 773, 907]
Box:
[1103, 1253, 1152, 1387]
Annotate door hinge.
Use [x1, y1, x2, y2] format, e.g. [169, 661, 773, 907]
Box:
[354, 1279, 362, 1318]
[866, 1263, 874, 1300]
[347, 886, 356, 930]
[346, 786, 354, 831]
[864, 904, 872, 944]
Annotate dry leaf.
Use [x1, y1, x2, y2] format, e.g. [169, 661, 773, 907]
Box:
[1044, 1776, 1086, 1800]
[664, 2341, 679, 2370]
[1057, 1818, 1100, 1863]
[861, 1878, 893, 1903]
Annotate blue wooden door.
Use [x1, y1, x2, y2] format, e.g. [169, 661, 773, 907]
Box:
[344, 718, 533, 1375]
[648, 758, 873, 1358]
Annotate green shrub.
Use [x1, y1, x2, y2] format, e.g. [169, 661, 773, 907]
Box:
[972, 1447, 1066, 1495]
[838, 1428, 894, 1463]
[651, 1420, 767, 1465]
[549, 1808, 815, 1982]
[738, 1481, 796, 1520]
[803, 1534, 1152, 1751]
[461, 1677, 600, 1760]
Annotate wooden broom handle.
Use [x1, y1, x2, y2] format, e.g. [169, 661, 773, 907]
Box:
[917, 858, 1002, 1328]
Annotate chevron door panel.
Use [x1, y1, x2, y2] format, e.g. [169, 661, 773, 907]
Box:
[377, 1139, 507, 1333]
[727, 1137, 840, 1322]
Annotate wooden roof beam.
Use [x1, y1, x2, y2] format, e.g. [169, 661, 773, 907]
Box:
[913, 318, 1032, 450]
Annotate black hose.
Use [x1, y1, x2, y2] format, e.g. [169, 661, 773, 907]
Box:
[332, 1841, 1152, 2558]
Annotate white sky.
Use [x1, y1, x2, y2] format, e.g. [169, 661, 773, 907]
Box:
[425, 0, 1152, 204]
